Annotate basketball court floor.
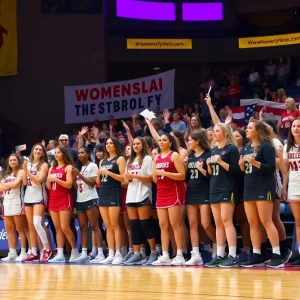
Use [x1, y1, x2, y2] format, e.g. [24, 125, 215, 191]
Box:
[0, 263, 299, 300]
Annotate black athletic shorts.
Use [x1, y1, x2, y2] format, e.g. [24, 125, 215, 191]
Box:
[185, 194, 209, 206]
[243, 190, 275, 202]
[24, 199, 46, 207]
[98, 188, 122, 207]
[126, 197, 151, 208]
[76, 198, 99, 213]
[209, 191, 239, 205]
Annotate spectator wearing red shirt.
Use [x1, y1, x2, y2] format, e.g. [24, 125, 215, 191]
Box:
[280, 98, 300, 139]
[227, 79, 240, 107]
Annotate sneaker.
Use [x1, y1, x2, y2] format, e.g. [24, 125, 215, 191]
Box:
[88, 252, 97, 260]
[73, 254, 89, 263]
[141, 256, 147, 264]
[145, 252, 159, 265]
[123, 251, 134, 262]
[123, 254, 143, 265]
[15, 253, 28, 262]
[282, 248, 292, 264]
[48, 255, 65, 263]
[240, 253, 265, 268]
[171, 255, 185, 266]
[112, 253, 124, 265]
[291, 256, 300, 267]
[201, 250, 212, 264]
[69, 250, 80, 263]
[205, 256, 225, 268]
[185, 251, 203, 266]
[40, 249, 53, 263]
[238, 250, 251, 263]
[99, 255, 114, 265]
[152, 255, 172, 266]
[90, 253, 106, 264]
[22, 253, 39, 263]
[1, 252, 17, 262]
[266, 253, 284, 268]
[219, 255, 239, 268]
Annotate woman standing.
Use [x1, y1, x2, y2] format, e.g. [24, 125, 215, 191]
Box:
[23, 144, 52, 263]
[282, 118, 300, 266]
[239, 120, 283, 268]
[205, 123, 241, 268]
[72, 147, 104, 263]
[123, 137, 158, 265]
[0, 154, 28, 262]
[96, 137, 126, 265]
[46, 146, 79, 263]
[185, 130, 216, 265]
[151, 133, 186, 266]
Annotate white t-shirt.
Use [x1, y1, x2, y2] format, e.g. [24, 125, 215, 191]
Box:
[126, 155, 153, 203]
[76, 162, 98, 203]
[283, 144, 300, 195]
[273, 138, 283, 197]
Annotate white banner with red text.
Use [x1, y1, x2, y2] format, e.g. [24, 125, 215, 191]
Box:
[64, 70, 175, 124]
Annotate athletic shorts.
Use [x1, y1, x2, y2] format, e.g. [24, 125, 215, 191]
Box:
[76, 198, 98, 213]
[185, 194, 209, 206]
[2, 199, 24, 217]
[243, 190, 275, 202]
[98, 188, 122, 207]
[48, 193, 74, 212]
[209, 192, 239, 205]
[24, 199, 46, 207]
[126, 197, 151, 208]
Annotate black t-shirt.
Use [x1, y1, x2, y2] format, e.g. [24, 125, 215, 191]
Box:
[240, 141, 276, 193]
[186, 151, 210, 199]
[209, 144, 241, 194]
[99, 155, 121, 190]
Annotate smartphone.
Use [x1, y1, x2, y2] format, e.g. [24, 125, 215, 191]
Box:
[207, 86, 212, 96]
[15, 144, 26, 151]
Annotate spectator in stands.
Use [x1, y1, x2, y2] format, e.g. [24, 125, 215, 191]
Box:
[249, 68, 260, 85]
[154, 106, 164, 126]
[263, 87, 273, 101]
[277, 57, 289, 88]
[279, 98, 300, 140]
[265, 59, 277, 77]
[170, 112, 187, 134]
[277, 88, 287, 103]
[227, 79, 240, 107]
[218, 108, 228, 123]
[58, 134, 78, 166]
[47, 140, 58, 155]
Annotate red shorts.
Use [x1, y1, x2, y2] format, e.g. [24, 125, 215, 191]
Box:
[121, 188, 127, 213]
[48, 193, 74, 212]
[156, 183, 186, 209]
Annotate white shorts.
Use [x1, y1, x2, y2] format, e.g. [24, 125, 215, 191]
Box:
[288, 185, 300, 202]
[3, 199, 25, 217]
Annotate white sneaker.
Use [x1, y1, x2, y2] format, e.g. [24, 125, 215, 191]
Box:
[212, 244, 217, 259]
[99, 255, 114, 265]
[112, 253, 124, 265]
[171, 255, 186, 266]
[69, 249, 79, 263]
[141, 256, 147, 264]
[90, 253, 106, 264]
[15, 253, 28, 262]
[73, 254, 88, 263]
[48, 255, 66, 263]
[152, 255, 172, 266]
[1, 252, 17, 262]
[185, 251, 203, 266]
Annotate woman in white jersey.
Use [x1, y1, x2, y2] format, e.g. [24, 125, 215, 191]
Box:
[281, 118, 300, 266]
[72, 147, 104, 263]
[123, 137, 158, 265]
[0, 154, 28, 262]
[23, 143, 52, 263]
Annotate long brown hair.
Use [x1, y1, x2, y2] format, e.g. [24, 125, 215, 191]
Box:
[2, 154, 23, 179]
[171, 130, 186, 149]
[189, 129, 210, 153]
[103, 137, 124, 160]
[127, 137, 149, 167]
[287, 117, 300, 152]
[28, 143, 48, 170]
[248, 120, 274, 150]
[52, 145, 74, 167]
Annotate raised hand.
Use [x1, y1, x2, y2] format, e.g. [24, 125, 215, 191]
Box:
[79, 126, 89, 136]
[225, 115, 232, 125]
[90, 126, 99, 138]
[163, 109, 170, 122]
[132, 112, 138, 120]
[121, 120, 130, 131]
[205, 95, 212, 106]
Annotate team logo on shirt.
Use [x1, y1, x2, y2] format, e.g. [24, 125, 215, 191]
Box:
[156, 162, 169, 169]
[221, 151, 226, 155]
[112, 160, 116, 164]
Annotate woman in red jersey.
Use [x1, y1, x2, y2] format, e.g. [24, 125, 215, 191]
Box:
[46, 145, 79, 263]
[151, 132, 186, 266]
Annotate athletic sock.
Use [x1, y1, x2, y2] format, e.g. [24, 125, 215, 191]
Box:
[272, 246, 281, 255]
[155, 246, 162, 254]
[253, 248, 261, 255]
[31, 247, 37, 256]
[229, 246, 237, 258]
[217, 245, 225, 258]
[140, 248, 146, 259]
[163, 251, 169, 258]
[10, 248, 17, 255]
[121, 246, 128, 257]
[177, 249, 183, 256]
[57, 248, 64, 257]
[21, 248, 26, 255]
[128, 248, 134, 254]
[81, 248, 87, 257]
[97, 247, 104, 255]
[192, 247, 200, 255]
[109, 249, 115, 257]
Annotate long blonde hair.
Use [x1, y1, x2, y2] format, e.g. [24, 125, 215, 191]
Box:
[285, 97, 297, 111]
[249, 120, 274, 149]
[214, 123, 237, 147]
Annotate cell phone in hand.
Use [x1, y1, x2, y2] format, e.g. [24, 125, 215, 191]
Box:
[15, 144, 26, 151]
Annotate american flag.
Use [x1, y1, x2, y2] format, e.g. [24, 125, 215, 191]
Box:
[231, 99, 289, 125]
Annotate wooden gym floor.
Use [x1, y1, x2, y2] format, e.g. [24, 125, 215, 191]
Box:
[0, 263, 299, 300]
